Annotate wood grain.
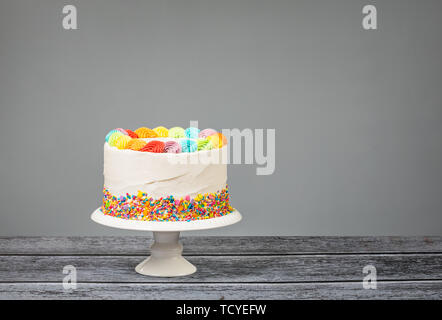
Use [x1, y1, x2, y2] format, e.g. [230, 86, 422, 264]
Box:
[0, 281, 441, 300]
[0, 254, 440, 283]
[0, 237, 440, 299]
[0, 236, 441, 255]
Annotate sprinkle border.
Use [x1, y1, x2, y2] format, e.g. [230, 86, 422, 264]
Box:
[101, 186, 234, 221]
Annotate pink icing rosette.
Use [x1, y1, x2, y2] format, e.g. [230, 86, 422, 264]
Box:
[164, 141, 182, 153]
[116, 128, 128, 135]
[199, 128, 217, 139]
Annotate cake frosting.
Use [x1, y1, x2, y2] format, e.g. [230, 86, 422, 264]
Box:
[101, 127, 234, 221]
[104, 141, 227, 198]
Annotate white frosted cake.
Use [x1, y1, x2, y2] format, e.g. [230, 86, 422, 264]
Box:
[101, 126, 234, 221]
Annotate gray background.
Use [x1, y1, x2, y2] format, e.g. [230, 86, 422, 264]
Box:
[1, 0, 441, 236]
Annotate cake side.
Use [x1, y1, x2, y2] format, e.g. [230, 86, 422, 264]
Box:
[100, 126, 234, 221]
[103, 142, 227, 198]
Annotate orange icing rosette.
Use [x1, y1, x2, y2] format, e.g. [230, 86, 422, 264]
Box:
[126, 139, 147, 151]
[140, 140, 165, 153]
[207, 133, 227, 148]
[134, 127, 159, 138]
[153, 126, 169, 137]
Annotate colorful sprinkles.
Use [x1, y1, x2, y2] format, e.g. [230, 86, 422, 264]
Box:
[101, 186, 234, 221]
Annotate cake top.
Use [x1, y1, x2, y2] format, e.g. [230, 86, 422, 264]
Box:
[105, 126, 227, 153]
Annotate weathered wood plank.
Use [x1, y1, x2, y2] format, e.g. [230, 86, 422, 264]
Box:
[1, 254, 440, 283]
[0, 281, 440, 300]
[0, 236, 440, 255]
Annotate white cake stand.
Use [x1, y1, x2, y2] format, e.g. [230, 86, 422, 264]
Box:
[91, 208, 242, 277]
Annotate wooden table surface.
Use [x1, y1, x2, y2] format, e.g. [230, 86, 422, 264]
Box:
[0, 236, 441, 299]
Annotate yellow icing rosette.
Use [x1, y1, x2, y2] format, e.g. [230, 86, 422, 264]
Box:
[153, 126, 169, 137]
[115, 135, 132, 149]
[207, 133, 227, 148]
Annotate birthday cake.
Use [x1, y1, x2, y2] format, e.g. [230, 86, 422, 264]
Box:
[101, 126, 234, 221]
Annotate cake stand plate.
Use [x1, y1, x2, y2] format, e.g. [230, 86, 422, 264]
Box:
[91, 208, 242, 277]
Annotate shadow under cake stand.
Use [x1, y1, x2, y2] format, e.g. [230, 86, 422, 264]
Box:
[91, 208, 242, 277]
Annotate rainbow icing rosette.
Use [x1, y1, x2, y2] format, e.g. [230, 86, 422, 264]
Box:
[199, 128, 217, 139]
[134, 127, 158, 138]
[153, 126, 169, 137]
[207, 132, 227, 148]
[116, 128, 128, 135]
[196, 138, 213, 151]
[141, 140, 165, 153]
[164, 141, 182, 153]
[180, 139, 198, 153]
[108, 132, 124, 146]
[185, 127, 200, 139]
[168, 127, 186, 138]
[115, 135, 132, 149]
[106, 126, 226, 152]
[126, 139, 147, 151]
[125, 129, 139, 139]
[105, 129, 121, 142]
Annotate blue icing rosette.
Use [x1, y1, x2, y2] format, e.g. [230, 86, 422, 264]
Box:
[185, 127, 200, 139]
[180, 139, 198, 153]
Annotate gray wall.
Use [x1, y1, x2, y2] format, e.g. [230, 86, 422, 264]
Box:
[1, 0, 441, 236]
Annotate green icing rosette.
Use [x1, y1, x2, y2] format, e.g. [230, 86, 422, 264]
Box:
[168, 127, 186, 138]
[196, 138, 213, 151]
[108, 132, 124, 146]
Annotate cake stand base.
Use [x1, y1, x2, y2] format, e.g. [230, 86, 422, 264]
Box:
[91, 208, 242, 277]
[135, 232, 196, 277]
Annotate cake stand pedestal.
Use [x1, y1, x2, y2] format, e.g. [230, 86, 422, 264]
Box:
[91, 208, 242, 277]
